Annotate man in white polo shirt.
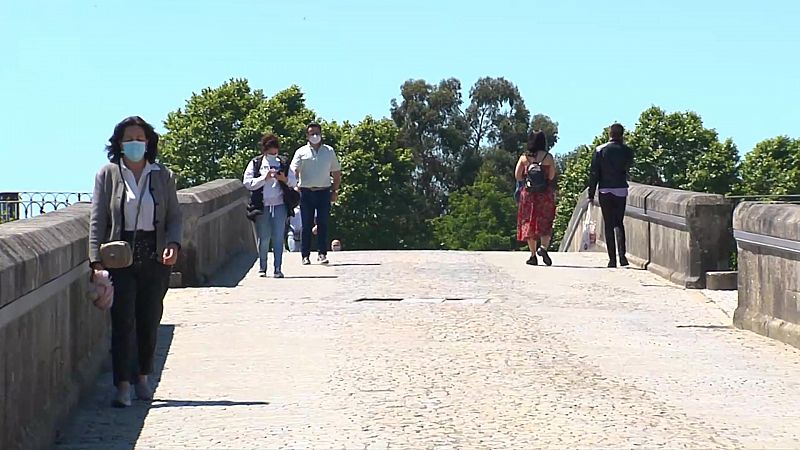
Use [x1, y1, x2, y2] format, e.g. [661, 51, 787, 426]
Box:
[290, 122, 342, 265]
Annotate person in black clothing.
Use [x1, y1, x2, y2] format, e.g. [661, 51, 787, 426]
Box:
[587, 123, 634, 268]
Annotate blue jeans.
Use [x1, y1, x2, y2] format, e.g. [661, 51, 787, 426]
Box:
[300, 188, 331, 258]
[254, 204, 288, 273]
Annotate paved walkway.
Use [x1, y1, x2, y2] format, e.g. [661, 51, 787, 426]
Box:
[57, 251, 800, 449]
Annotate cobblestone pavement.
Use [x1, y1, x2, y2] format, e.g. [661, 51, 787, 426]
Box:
[56, 251, 800, 449]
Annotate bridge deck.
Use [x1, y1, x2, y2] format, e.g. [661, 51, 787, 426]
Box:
[57, 251, 800, 449]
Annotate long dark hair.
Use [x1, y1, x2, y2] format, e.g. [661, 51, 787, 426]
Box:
[526, 130, 547, 155]
[105, 116, 159, 163]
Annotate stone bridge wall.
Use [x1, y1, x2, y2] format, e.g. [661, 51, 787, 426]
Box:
[733, 202, 800, 349]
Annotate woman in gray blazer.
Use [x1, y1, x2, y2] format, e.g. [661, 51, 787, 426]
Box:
[89, 116, 182, 407]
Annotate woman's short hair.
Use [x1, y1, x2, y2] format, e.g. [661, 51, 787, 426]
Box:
[527, 130, 548, 153]
[106, 116, 159, 163]
[260, 134, 280, 152]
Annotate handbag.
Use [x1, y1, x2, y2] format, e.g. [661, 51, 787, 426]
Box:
[579, 203, 597, 252]
[99, 171, 151, 269]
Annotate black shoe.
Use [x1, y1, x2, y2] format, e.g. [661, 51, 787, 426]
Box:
[619, 256, 629, 267]
[526, 255, 538, 266]
[607, 261, 617, 268]
[302, 257, 311, 265]
[537, 247, 552, 266]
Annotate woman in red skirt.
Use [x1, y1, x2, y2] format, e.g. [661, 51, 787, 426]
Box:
[515, 130, 557, 266]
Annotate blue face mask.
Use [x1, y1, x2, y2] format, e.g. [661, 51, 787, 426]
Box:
[122, 141, 146, 162]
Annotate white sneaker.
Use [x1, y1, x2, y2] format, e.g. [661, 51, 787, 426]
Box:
[112, 387, 131, 408]
[318, 254, 328, 264]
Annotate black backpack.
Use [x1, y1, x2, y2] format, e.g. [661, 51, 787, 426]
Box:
[246, 155, 300, 221]
[524, 152, 549, 193]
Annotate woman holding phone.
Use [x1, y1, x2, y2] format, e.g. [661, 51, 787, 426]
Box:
[243, 134, 297, 278]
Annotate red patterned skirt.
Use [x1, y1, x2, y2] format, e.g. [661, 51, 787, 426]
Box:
[516, 188, 556, 241]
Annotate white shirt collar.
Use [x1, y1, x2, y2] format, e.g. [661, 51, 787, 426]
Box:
[120, 159, 160, 173]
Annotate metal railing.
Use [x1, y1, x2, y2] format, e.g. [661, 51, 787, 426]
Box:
[0, 192, 92, 223]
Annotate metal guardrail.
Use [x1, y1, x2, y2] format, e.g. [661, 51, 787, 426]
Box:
[0, 192, 92, 223]
[734, 230, 800, 255]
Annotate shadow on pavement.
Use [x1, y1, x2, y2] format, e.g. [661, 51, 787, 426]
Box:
[327, 263, 382, 267]
[283, 275, 338, 279]
[54, 324, 175, 450]
[149, 399, 269, 408]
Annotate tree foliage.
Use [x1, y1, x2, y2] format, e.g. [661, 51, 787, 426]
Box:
[737, 136, 800, 196]
[160, 80, 316, 189]
[329, 117, 431, 249]
[391, 77, 532, 203]
[432, 173, 518, 250]
[626, 106, 739, 195]
[160, 79, 265, 188]
[390, 78, 469, 207]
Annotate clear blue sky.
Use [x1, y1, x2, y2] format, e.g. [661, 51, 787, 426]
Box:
[1, 0, 798, 193]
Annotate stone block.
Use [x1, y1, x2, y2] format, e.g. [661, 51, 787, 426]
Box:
[705, 271, 738, 291]
[733, 202, 800, 349]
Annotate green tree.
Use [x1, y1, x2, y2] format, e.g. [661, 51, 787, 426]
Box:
[737, 136, 800, 195]
[160, 80, 318, 188]
[684, 138, 740, 194]
[626, 106, 740, 194]
[432, 173, 518, 250]
[480, 147, 519, 194]
[391, 77, 535, 198]
[466, 77, 530, 156]
[329, 117, 431, 250]
[390, 78, 469, 206]
[160, 79, 265, 188]
[233, 85, 317, 170]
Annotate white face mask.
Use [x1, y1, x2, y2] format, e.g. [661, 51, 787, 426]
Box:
[266, 154, 279, 164]
[308, 134, 321, 145]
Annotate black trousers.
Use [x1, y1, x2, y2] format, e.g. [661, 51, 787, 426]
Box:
[300, 188, 331, 258]
[108, 231, 171, 386]
[598, 193, 627, 263]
